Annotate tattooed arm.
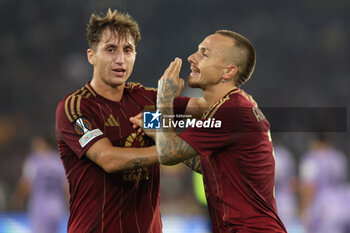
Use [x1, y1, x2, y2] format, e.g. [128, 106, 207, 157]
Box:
[155, 58, 200, 165]
[183, 156, 202, 174]
[86, 138, 158, 173]
[156, 126, 198, 165]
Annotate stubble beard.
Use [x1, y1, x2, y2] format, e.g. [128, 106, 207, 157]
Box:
[187, 75, 201, 88]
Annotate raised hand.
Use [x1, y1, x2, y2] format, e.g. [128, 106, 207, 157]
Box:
[157, 57, 184, 107]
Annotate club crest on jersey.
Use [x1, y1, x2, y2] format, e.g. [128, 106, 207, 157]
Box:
[74, 117, 93, 135]
[125, 132, 145, 147]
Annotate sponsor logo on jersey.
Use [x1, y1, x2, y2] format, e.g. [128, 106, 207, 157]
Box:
[104, 114, 120, 127]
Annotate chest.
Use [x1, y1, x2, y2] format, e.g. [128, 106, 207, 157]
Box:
[91, 95, 154, 147]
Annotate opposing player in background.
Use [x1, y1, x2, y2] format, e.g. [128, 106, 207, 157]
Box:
[135, 30, 287, 232]
[299, 133, 350, 233]
[11, 135, 68, 233]
[274, 143, 298, 229]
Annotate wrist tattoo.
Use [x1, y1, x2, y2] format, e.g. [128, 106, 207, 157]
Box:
[157, 79, 178, 104]
[123, 157, 149, 170]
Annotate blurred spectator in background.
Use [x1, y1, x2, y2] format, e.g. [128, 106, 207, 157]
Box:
[274, 143, 298, 229]
[10, 135, 68, 233]
[0, 180, 8, 210]
[299, 133, 350, 233]
[160, 165, 203, 215]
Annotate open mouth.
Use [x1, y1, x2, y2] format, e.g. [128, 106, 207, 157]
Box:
[112, 68, 126, 76]
[190, 66, 200, 75]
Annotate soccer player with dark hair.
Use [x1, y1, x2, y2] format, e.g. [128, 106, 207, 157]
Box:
[145, 30, 287, 232]
[56, 9, 164, 233]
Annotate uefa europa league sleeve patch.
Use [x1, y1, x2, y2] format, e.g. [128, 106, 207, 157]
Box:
[73, 117, 93, 135]
[73, 117, 103, 148]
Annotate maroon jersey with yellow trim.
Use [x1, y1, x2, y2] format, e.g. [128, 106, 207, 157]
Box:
[55, 82, 161, 233]
[179, 88, 286, 233]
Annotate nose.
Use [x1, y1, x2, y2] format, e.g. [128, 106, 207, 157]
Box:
[114, 50, 125, 64]
[188, 52, 196, 65]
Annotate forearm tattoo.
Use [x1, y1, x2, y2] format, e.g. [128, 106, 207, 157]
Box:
[156, 78, 198, 164]
[122, 157, 150, 170]
[183, 156, 202, 174]
[157, 79, 178, 106]
[90, 151, 150, 171]
[157, 135, 198, 165]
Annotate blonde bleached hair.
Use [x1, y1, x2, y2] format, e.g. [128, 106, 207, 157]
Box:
[86, 8, 141, 49]
[215, 30, 256, 87]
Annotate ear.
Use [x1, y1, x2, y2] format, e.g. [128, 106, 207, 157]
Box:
[87, 48, 95, 65]
[222, 65, 238, 81]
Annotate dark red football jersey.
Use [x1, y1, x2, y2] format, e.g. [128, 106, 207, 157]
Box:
[55, 82, 161, 233]
[179, 88, 287, 233]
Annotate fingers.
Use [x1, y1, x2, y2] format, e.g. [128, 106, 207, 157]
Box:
[173, 58, 182, 76]
[176, 78, 185, 96]
[246, 94, 258, 107]
[130, 115, 145, 135]
[163, 60, 175, 78]
[179, 78, 184, 88]
[161, 60, 175, 82]
[134, 112, 143, 120]
[240, 90, 258, 107]
[165, 57, 182, 77]
[167, 59, 177, 75]
[160, 58, 182, 86]
[129, 116, 143, 128]
[168, 58, 182, 76]
[163, 66, 171, 78]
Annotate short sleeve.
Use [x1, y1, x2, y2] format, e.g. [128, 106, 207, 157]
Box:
[55, 97, 106, 159]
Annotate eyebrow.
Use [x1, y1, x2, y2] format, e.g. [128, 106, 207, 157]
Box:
[104, 43, 135, 49]
[124, 42, 134, 48]
[104, 43, 117, 48]
[199, 46, 209, 53]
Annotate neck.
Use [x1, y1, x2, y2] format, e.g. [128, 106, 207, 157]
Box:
[202, 83, 237, 107]
[90, 78, 125, 102]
